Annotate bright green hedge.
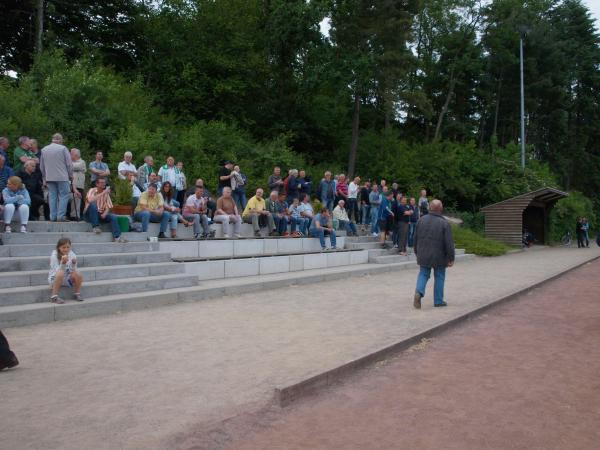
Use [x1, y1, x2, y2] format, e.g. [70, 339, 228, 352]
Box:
[452, 226, 510, 257]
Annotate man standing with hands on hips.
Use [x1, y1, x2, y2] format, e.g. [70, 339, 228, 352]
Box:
[413, 199, 455, 309]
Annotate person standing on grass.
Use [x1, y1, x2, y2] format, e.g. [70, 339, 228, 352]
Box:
[413, 199, 455, 309]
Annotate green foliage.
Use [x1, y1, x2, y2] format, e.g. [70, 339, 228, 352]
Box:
[111, 177, 133, 206]
[452, 225, 510, 256]
[549, 191, 596, 243]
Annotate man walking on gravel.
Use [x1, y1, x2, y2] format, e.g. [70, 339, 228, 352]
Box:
[413, 199, 454, 309]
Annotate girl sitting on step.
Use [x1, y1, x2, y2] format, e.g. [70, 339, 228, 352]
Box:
[48, 238, 84, 304]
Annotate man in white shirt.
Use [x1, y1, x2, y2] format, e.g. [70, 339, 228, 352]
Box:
[348, 176, 360, 223]
[158, 156, 179, 186]
[117, 151, 137, 180]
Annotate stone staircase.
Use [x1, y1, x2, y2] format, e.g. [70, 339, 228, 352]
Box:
[0, 220, 473, 328]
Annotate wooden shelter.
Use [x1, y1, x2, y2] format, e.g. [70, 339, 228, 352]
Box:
[480, 187, 568, 246]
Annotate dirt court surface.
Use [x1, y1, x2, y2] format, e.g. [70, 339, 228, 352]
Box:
[174, 259, 600, 450]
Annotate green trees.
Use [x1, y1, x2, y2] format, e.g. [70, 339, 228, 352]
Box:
[1, 0, 600, 214]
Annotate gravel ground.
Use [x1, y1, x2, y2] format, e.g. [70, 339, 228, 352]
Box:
[0, 246, 598, 450]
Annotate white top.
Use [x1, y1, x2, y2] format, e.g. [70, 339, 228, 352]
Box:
[48, 250, 77, 283]
[332, 205, 349, 221]
[117, 161, 137, 180]
[158, 165, 177, 186]
[348, 182, 359, 199]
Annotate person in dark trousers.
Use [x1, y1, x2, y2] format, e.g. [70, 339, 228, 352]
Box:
[413, 199, 455, 309]
[575, 218, 585, 248]
[0, 330, 19, 370]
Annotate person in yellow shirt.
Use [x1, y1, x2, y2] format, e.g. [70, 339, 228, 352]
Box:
[242, 188, 275, 237]
[133, 183, 172, 238]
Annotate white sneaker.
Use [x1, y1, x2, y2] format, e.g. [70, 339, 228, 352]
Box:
[223, 234, 231, 239]
[372, 232, 378, 237]
[20, 225, 27, 233]
[4, 225, 11, 233]
[234, 234, 242, 238]
[93, 227, 102, 234]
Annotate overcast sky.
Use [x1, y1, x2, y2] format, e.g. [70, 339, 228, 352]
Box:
[584, 0, 600, 26]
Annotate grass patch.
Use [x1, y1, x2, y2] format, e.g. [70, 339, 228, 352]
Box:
[452, 226, 510, 257]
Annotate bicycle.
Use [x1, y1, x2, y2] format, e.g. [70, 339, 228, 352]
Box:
[561, 230, 572, 246]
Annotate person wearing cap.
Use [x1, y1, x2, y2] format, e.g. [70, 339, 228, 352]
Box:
[218, 160, 234, 197]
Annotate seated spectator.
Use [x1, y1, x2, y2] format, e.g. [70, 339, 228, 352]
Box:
[185, 179, 216, 218]
[309, 207, 337, 251]
[133, 183, 171, 239]
[333, 200, 358, 236]
[13, 136, 37, 172]
[68, 148, 85, 220]
[183, 185, 213, 239]
[144, 172, 162, 192]
[18, 160, 48, 220]
[175, 161, 187, 205]
[2, 176, 30, 233]
[136, 155, 154, 190]
[83, 178, 126, 242]
[288, 197, 308, 236]
[242, 188, 275, 237]
[117, 151, 137, 180]
[0, 154, 14, 192]
[286, 169, 300, 203]
[88, 151, 110, 187]
[214, 187, 242, 238]
[231, 164, 247, 211]
[297, 193, 314, 230]
[266, 190, 289, 236]
[160, 181, 188, 238]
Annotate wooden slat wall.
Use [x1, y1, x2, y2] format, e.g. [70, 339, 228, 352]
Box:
[482, 195, 534, 246]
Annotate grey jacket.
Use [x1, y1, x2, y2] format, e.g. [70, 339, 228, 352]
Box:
[413, 212, 455, 268]
[40, 143, 73, 182]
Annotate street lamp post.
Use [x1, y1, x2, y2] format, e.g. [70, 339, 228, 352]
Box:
[519, 26, 529, 172]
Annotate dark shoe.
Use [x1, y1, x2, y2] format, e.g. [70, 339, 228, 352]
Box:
[413, 292, 422, 309]
[254, 231, 261, 237]
[434, 302, 448, 307]
[0, 353, 19, 370]
[157, 232, 166, 239]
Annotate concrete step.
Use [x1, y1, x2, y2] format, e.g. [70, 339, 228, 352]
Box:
[346, 241, 385, 250]
[0, 231, 150, 245]
[0, 254, 476, 328]
[0, 251, 172, 272]
[159, 236, 346, 259]
[0, 273, 199, 306]
[181, 249, 369, 281]
[0, 241, 159, 257]
[7, 221, 93, 233]
[371, 252, 470, 264]
[0, 262, 184, 289]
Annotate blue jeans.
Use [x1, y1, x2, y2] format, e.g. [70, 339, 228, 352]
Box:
[416, 266, 446, 305]
[273, 215, 289, 234]
[290, 216, 308, 234]
[233, 188, 247, 211]
[310, 228, 337, 249]
[339, 219, 357, 235]
[361, 204, 370, 225]
[133, 210, 171, 233]
[324, 198, 334, 211]
[85, 203, 121, 238]
[47, 181, 71, 221]
[408, 222, 417, 247]
[370, 207, 380, 233]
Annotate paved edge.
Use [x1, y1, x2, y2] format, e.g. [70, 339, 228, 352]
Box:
[274, 254, 600, 407]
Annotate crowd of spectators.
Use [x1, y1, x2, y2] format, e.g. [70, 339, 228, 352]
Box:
[0, 134, 431, 252]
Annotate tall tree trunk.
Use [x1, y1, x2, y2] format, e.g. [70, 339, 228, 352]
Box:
[35, 0, 44, 55]
[433, 69, 456, 142]
[492, 76, 502, 139]
[347, 92, 361, 178]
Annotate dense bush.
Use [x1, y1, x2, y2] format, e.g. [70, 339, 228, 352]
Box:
[549, 192, 596, 243]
